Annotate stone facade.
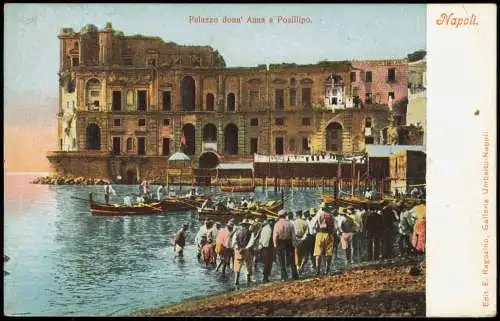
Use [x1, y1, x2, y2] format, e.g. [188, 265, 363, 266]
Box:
[406, 58, 426, 145]
[49, 23, 409, 182]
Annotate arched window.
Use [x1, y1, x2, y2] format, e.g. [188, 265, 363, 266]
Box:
[227, 93, 235, 111]
[325, 122, 342, 152]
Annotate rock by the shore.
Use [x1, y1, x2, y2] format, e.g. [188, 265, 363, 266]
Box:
[30, 175, 111, 186]
[134, 261, 425, 317]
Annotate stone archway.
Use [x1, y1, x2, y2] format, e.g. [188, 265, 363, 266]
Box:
[325, 122, 343, 153]
[125, 169, 137, 184]
[86, 123, 101, 150]
[181, 123, 196, 155]
[224, 123, 238, 155]
[198, 152, 220, 169]
[181, 76, 195, 111]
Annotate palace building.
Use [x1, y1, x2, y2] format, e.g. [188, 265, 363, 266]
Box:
[48, 23, 409, 183]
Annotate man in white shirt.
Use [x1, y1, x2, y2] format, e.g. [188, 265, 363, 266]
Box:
[103, 182, 116, 204]
[227, 198, 235, 209]
[156, 184, 166, 201]
[258, 218, 275, 283]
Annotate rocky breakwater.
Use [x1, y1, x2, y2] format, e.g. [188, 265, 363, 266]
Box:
[30, 175, 110, 185]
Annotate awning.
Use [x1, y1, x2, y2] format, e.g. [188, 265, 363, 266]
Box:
[216, 163, 254, 170]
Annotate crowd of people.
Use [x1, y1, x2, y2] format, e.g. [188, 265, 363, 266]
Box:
[174, 199, 426, 286]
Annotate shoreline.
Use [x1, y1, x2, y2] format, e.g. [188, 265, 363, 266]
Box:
[133, 258, 425, 317]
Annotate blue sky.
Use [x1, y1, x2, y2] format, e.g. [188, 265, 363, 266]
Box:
[4, 3, 426, 99]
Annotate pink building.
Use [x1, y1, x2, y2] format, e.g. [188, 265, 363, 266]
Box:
[349, 59, 408, 111]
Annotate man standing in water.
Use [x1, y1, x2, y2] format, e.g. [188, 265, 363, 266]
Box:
[174, 223, 189, 259]
[232, 219, 253, 286]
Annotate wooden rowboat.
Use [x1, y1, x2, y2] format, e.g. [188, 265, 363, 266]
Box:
[162, 196, 204, 211]
[220, 185, 255, 193]
[89, 193, 164, 216]
[322, 195, 386, 210]
[197, 198, 284, 222]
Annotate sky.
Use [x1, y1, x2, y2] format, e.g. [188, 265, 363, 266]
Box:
[3, 3, 426, 172]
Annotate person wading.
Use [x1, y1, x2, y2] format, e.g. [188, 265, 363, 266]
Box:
[258, 218, 275, 283]
[232, 219, 253, 286]
[215, 222, 234, 275]
[174, 223, 189, 259]
[304, 208, 318, 271]
[311, 203, 335, 275]
[273, 210, 299, 281]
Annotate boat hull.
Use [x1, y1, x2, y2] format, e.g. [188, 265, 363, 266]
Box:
[90, 201, 164, 216]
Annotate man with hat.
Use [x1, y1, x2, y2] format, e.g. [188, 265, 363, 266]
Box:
[293, 210, 308, 274]
[215, 221, 234, 275]
[310, 202, 335, 275]
[273, 209, 299, 281]
[346, 205, 363, 263]
[232, 219, 253, 286]
[174, 223, 189, 259]
[258, 217, 275, 283]
[302, 209, 317, 271]
[364, 206, 382, 261]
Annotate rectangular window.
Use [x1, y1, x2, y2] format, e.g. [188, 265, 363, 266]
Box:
[289, 88, 296, 106]
[275, 118, 284, 126]
[138, 119, 146, 127]
[250, 118, 259, 126]
[72, 57, 79, 67]
[302, 117, 311, 126]
[275, 89, 284, 110]
[123, 58, 133, 66]
[163, 119, 170, 126]
[66, 101, 69, 109]
[302, 137, 309, 153]
[302, 88, 312, 108]
[72, 101, 75, 109]
[388, 68, 396, 82]
[249, 90, 259, 109]
[112, 137, 121, 155]
[137, 90, 147, 111]
[72, 138, 76, 148]
[365, 92, 373, 104]
[350, 72, 356, 82]
[162, 138, 170, 156]
[137, 137, 146, 155]
[365, 71, 373, 83]
[250, 138, 258, 155]
[388, 92, 395, 100]
[275, 137, 284, 155]
[112, 91, 122, 111]
[162, 91, 171, 111]
[113, 119, 121, 127]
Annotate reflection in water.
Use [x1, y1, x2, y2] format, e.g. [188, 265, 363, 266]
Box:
[4, 176, 325, 316]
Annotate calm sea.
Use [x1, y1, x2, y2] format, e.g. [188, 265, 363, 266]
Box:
[3, 173, 325, 316]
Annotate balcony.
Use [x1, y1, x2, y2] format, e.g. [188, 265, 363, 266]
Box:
[202, 141, 218, 152]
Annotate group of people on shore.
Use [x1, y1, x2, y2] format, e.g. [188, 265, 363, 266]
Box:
[174, 199, 426, 286]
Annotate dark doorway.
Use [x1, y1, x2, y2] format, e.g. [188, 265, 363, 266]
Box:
[137, 137, 146, 155]
[198, 152, 220, 168]
[86, 123, 101, 150]
[250, 138, 258, 155]
[137, 90, 147, 111]
[275, 137, 284, 155]
[203, 123, 217, 142]
[326, 122, 342, 152]
[206, 93, 214, 111]
[182, 123, 196, 155]
[224, 123, 238, 155]
[125, 170, 136, 184]
[181, 76, 196, 111]
[112, 91, 122, 111]
[162, 138, 170, 156]
[112, 137, 121, 155]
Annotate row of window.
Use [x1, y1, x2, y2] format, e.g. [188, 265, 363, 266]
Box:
[112, 118, 171, 127]
[349, 68, 397, 83]
[110, 117, 311, 128]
